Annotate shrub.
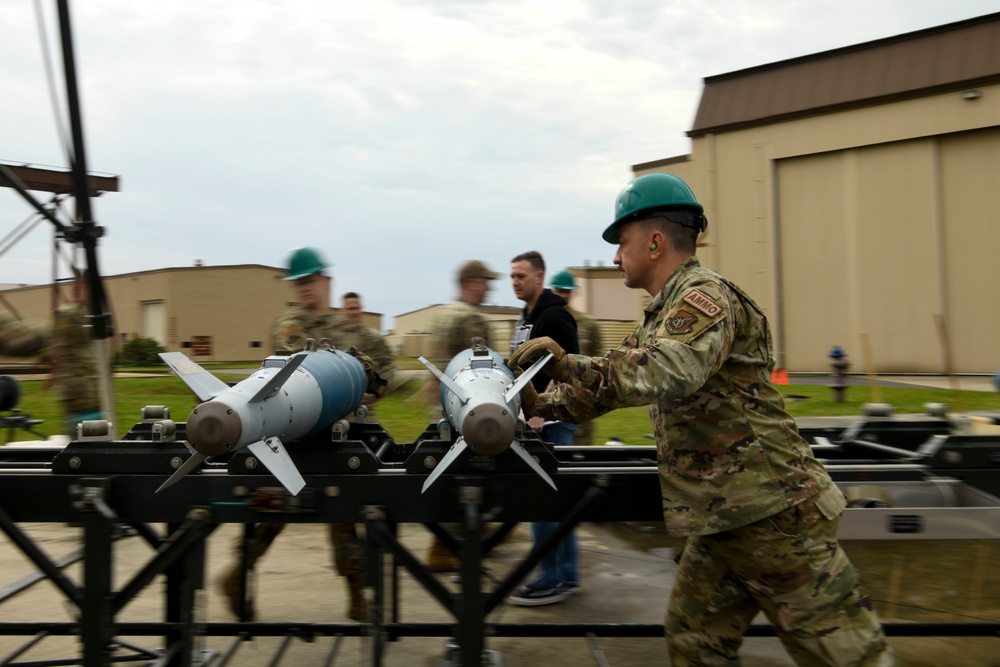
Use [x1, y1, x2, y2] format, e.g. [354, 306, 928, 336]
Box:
[116, 336, 166, 367]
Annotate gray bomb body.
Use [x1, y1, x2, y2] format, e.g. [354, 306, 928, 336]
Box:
[418, 340, 554, 491]
[437, 346, 520, 457]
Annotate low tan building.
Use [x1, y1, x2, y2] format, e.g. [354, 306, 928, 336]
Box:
[1, 264, 386, 363]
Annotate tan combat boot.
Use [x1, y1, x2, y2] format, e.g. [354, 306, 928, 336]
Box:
[425, 537, 460, 572]
[218, 562, 255, 621]
[345, 572, 369, 622]
[217, 523, 284, 621]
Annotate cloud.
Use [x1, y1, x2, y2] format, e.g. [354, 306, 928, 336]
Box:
[1, 0, 996, 328]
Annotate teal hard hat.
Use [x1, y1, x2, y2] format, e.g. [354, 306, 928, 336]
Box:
[283, 247, 328, 281]
[602, 172, 706, 244]
[550, 269, 576, 290]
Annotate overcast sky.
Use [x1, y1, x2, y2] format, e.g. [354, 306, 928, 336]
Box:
[1, 0, 996, 330]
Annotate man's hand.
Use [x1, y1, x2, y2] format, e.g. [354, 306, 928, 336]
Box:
[507, 336, 568, 381]
[347, 347, 388, 397]
[518, 374, 539, 417]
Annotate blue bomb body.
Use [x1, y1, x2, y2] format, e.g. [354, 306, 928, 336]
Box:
[158, 348, 367, 495]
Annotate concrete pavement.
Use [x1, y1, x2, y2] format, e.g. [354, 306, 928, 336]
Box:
[2, 517, 997, 666]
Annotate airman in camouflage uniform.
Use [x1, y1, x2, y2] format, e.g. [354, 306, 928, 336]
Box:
[511, 174, 894, 666]
[222, 247, 392, 623]
[428, 291, 494, 368]
[337, 291, 397, 404]
[423, 259, 499, 571]
[0, 314, 46, 357]
[46, 278, 103, 433]
[426, 259, 498, 400]
[272, 296, 397, 405]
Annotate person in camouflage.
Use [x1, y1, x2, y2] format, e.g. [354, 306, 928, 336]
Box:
[220, 247, 393, 624]
[0, 314, 46, 358]
[509, 173, 895, 666]
[423, 259, 499, 572]
[550, 268, 603, 446]
[427, 260, 498, 368]
[45, 276, 103, 433]
[337, 291, 397, 414]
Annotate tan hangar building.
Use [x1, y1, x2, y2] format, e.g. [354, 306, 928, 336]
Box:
[632, 12, 1000, 374]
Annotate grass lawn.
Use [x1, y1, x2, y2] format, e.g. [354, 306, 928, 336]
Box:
[3, 362, 998, 445]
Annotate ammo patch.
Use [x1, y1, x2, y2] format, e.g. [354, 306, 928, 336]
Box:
[666, 309, 698, 335]
[682, 289, 722, 317]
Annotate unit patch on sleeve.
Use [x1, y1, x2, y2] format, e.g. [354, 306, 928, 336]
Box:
[682, 289, 722, 317]
[666, 309, 698, 335]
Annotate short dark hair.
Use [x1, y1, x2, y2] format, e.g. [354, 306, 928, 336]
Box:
[342, 292, 360, 301]
[639, 218, 698, 255]
[511, 250, 545, 274]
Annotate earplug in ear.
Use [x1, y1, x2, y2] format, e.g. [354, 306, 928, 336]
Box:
[650, 244, 658, 251]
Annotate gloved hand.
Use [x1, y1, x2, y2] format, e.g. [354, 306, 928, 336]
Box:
[347, 347, 388, 397]
[517, 372, 539, 418]
[507, 336, 568, 381]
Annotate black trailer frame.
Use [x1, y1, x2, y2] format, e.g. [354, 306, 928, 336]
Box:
[1, 418, 1000, 667]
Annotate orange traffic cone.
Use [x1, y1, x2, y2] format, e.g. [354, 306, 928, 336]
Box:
[771, 368, 789, 385]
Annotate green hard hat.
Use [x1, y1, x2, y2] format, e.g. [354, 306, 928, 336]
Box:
[283, 247, 328, 281]
[550, 269, 576, 290]
[602, 172, 705, 244]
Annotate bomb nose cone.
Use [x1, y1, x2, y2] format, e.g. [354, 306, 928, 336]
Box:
[187, 401, 243, 457]
[463, 402, 515, 457]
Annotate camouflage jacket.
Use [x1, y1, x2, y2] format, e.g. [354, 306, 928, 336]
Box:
[538, 256, 841, 537]
[0, 314, 46, 357]
[48, 304, 101, 414]
[271, 306, 396, 387]
[428, 298, 492, 368]
[568, 308, 603, 357]
[340, 321, 398, 390]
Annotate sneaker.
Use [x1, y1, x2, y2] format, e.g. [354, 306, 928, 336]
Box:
[509, 582, 578, 607]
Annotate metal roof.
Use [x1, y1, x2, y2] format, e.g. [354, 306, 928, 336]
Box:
[689, 12, 1000, 137]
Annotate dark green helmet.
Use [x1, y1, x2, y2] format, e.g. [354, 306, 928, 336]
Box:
[550, 269, 576, 291]
[602, 173, 706, 244]
[283, 247, 327, 281]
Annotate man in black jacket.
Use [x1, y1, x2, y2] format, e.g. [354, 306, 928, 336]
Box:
[508, 250, 580, 606]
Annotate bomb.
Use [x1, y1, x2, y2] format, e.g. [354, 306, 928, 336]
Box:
[418, 338, 554, 492]
[158, 347, 368, 495]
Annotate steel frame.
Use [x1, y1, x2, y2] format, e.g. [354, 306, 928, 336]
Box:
[1, 419, 999, 666]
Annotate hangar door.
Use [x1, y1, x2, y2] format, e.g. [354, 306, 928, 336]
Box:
[777, 140, 939, 372]
[776, 128, 1000, 373]
[937, 127, 1000, 374]
[141, 300, 167, 346]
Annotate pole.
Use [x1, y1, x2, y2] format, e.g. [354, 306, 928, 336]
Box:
[55, 0, 117, 436]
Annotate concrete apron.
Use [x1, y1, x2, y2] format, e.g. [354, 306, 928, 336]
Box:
[0, 520, 989, 666]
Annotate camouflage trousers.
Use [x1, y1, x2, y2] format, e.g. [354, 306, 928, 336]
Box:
[666, 492, 896, 667]
[235, 522, 363, 577]
[570, 420, 595, 447]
